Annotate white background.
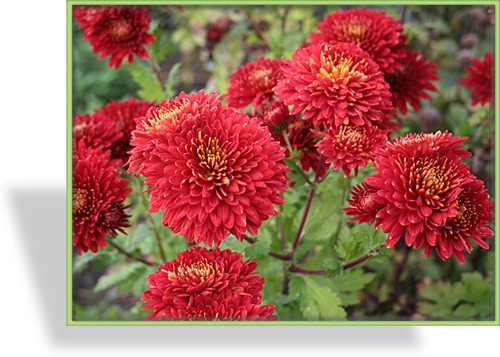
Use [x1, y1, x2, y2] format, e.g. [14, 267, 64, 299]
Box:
[0, 0, 498, 356]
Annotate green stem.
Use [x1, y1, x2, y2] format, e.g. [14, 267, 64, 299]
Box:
[283, 131, 313, 186]
[245, 10, 272, 52]
[147, 57, 166, 95]
[108, 240, 154, 266]
[243, 235, 291, 261]
[289, 249, 379, 276]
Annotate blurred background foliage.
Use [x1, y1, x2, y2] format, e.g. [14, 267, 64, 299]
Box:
[72, 4, 496, 322]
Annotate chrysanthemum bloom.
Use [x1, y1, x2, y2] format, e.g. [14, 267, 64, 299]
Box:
[225, 56, 290, 113]
[94, 98, 154, 166]
[72, 140, 132, 255]
[433, 177, 494, 263]
[343, 182, 383, 225]
[385, 51, 439, 115]
[313, 123, 389, 177]
[460, 51, 494, 106]
[127, 91, 288, 246]
[361, 132, 476, 257]
[74, 6, 156, 69]
[73, 112, 122, 150]
[255, 100, 290, 132]
[142, 246, 277, 320]
[309, 8, 407, 74]
[273, 42, 396, 130]
[206, 16, 232, 51]
[127, 91, 221, 176]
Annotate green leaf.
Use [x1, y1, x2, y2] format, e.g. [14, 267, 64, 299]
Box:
[419, 283, 459, 318]
[127, 61, 166, 102]
[165, 62, 182, 98]
[289, 275, 346, 320]
[330, 269, 376, 292]
[117, 265, 152, 297]
[452, 272, 494, 318]
[322, 258, 342, 277]
[94, 262, 145, 293]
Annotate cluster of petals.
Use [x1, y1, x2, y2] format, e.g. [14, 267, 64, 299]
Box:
[73, 98, 154, 167]
[273, 42, 395, 130]
[142, 246, 277, 320]
[224, 56, 291, 113]
[460, 51, 494, 106]
[313, 123, 389, 177]
[73, 112, 122, 151]
[74, 5, 156, 69]
[344, 131, 494, 263]
[127, 90, 288, 247]
[93, 98, 155, 165]
[309, 8, 407, 74]
[385, 50, 439, 115]
[72, 139, 132, 255]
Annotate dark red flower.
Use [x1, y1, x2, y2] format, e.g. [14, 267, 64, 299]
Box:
[460, 51, 494, 106]
[433, 177, 494, 263]
[74, 6, 156, 69]
[273, 42, 396, 130]
[313, 123, 388, 177]
[142, 246, 277, 321]
[206, 16, 232, 49]
[72, 140, 132, 255]
[225, 56, 290, 113]
[73, 112, 122, 150]
[127, 91, 288, 247]
[93, 98, 154, 166]
[128, 91, 220, 176]
[309, 8, 407, 74]
[255, 100, 290, 132]
[361, 132, 476, 259]
[343, 182, 383, 225]
[385, 51, 439, 115]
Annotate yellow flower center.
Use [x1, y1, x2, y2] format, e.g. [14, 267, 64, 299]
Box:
[73, 188, 89, 214]
[110, 18, 133, 41]
[145, 104, 185, 134]
[168, 260, 219, 283]
[411, 161, 447, 207]
[194, 130, 230, 186]
[317, 48, 368, 84]
[249, 68, 274, 90]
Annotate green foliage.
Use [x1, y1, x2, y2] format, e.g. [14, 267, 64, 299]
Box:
[289, 275, 346, 320]
[94, 262, 146, 293]
[418, 273, 495, 320]
[71, 4, 495, 323]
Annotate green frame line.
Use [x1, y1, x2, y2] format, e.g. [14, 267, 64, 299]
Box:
[66, 0, 500, 326]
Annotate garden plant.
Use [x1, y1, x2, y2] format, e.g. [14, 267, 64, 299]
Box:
[70, 3, 496, 322]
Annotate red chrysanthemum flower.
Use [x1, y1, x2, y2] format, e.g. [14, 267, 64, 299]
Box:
[273, 42, 396, 130]
[72, 140, 132, 255]
[74, 6, 156, 69]
[225, 56, 290, 113]
[433, 177, 494, 263]
[73, 112, 122, 150]
[127, 91, 288, 247]
[94, 98, 154, 166]
[309, 8, 407, 74]
[313, 123, 389, 177]
[385, 51, 439, 115]
[255, 100, 290, 132]
[362, 132, 476, 258]
[343, 182, 383, 225]
[142, 246, 277, 321]
[460, 51, 494, 106]
[127, 92, 213, 175]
